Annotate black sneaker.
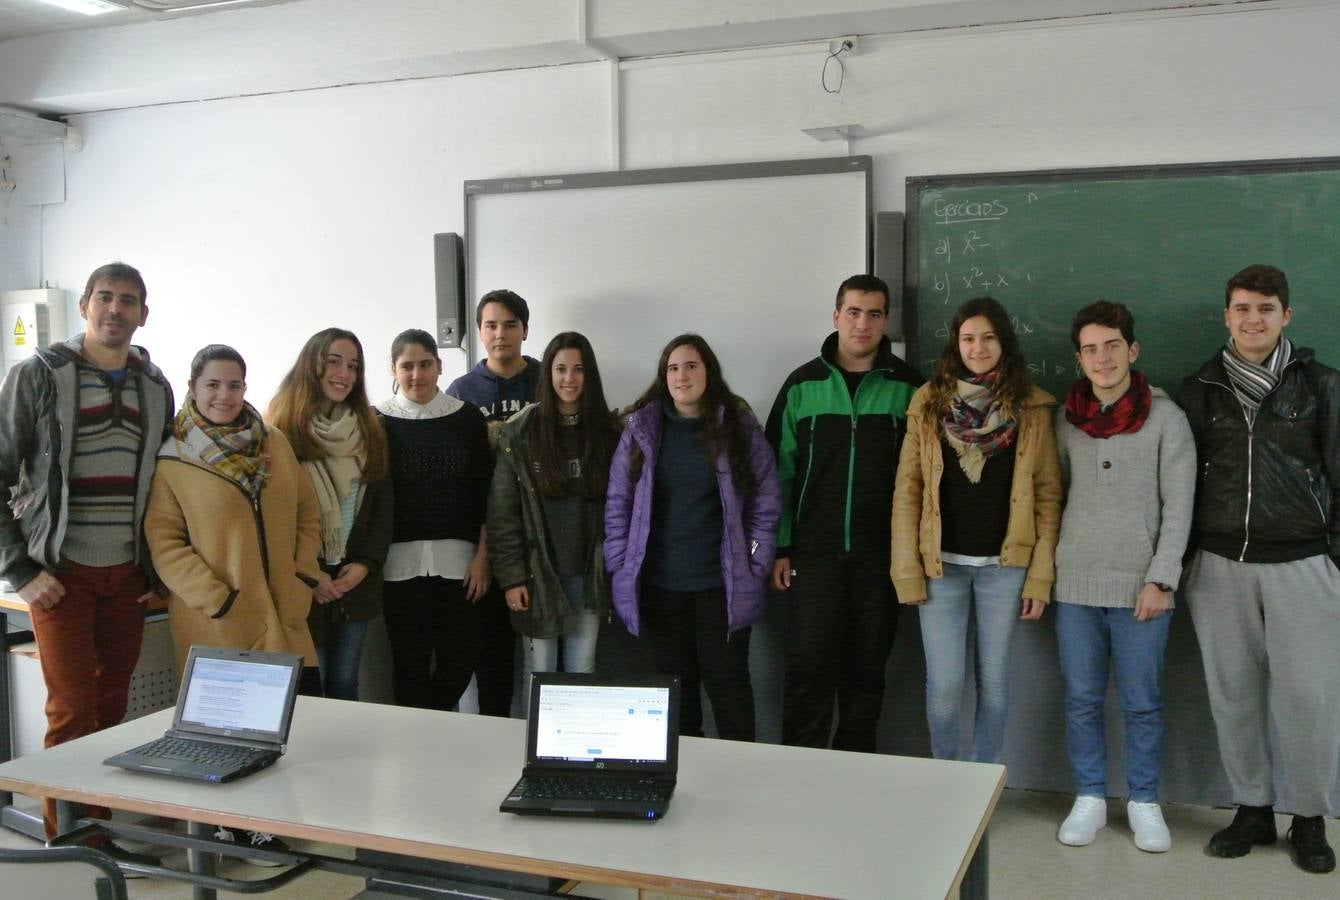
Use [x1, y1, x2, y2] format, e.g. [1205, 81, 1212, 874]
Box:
[98, 840, 162, 877]
[215, 830, 292, 862]
[243, 830, 292, 867]
[1208, 805, 1277, 858]
[1286, 816, 1336, 874]
[214, 826, 292, 867]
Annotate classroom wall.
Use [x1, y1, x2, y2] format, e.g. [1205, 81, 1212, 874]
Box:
[6, 4, 1338, 399]
[3, 3, 1339, 806]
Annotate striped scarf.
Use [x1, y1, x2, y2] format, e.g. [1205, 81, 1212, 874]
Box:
[940, 370, 1018, 483]
[1222, 335, 1292, 427]
[172, 397, 270, 499]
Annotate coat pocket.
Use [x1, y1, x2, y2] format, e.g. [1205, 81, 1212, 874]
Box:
[204, 593, 267, 649]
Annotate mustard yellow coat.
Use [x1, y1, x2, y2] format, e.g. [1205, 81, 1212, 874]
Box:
[891, 384, 1062, 605]
[145, 428, 321, 674]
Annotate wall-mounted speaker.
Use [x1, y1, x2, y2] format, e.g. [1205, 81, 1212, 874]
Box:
[433, 232, 465, 349]
[874, 211, 905, 341]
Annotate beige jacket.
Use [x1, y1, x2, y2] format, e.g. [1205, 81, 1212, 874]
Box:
[145, 428, 321, 673]
[891, 383, 1061, 604]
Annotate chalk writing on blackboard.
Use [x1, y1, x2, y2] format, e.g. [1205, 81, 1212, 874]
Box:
[932, 230, 991, 263]
[930, 268, 1015, 303]
[932, 198, 1009, 226]
[934, 315, 1035, 341]
[1028, 359, 1076, 378]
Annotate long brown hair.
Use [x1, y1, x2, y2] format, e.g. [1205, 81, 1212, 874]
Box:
[627, 334, 758, 498]
[531, 332, 619, 497]
[923, 297, 1033, 422]
[267, 327, 388, 481]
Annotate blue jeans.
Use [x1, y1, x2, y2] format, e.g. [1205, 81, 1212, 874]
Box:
[521, 576, 600, 707]
[1055, 602, 1171, 802]
[316, 618, 371, 702]
[920, 562, 1027, 762]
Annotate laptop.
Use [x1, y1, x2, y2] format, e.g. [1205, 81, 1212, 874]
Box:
[500, 672, 680, 820]
[104, 645, 302, 783]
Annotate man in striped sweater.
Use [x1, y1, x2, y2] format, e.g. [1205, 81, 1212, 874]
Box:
[0, 262, 174, 860]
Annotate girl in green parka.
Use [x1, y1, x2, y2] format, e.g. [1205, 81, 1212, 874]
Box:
[487, 332, 620, 703]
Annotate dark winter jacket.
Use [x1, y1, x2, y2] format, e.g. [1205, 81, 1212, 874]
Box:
[308, 476, 395, 645]
[765, 333, 923, 556]
[488, 405, 611, 639]
[1176, 345, 1340, 564]
[0, 336, 174, 590]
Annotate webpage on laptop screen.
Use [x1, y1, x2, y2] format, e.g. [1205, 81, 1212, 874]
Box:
[535, 685, 670, 763]
[181, 659, 291, 734]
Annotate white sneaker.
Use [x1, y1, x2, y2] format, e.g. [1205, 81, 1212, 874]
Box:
[1058, 795, 1107, 846]
[1127, 801, 1172, 853]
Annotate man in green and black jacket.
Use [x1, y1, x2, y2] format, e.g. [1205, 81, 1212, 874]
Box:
[765, 274, 923, 752]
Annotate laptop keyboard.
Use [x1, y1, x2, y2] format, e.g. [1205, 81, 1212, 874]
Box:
[515, 776, 672, 803]
[132, 737, 268, 769]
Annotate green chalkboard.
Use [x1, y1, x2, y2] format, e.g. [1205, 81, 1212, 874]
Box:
[904, 158, 1340, 398]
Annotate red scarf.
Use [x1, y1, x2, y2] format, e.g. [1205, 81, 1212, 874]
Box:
[1064, 370, 1152, 439]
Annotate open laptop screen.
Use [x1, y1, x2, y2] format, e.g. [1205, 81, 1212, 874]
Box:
[172, 647, 302, 743]
[526, 674, 680, 772]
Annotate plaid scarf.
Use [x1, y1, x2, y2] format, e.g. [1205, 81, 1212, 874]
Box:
[1222, 335, 1292, 427]
[940, 370, 1018, 483]
[172, 397, 269, 499]
[1064, 370, 1152, 439]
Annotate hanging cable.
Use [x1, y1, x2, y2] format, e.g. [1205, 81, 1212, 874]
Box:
[821, 41, 853, 94]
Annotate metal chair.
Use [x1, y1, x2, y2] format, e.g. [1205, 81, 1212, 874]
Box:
[0, 844, 128, 900]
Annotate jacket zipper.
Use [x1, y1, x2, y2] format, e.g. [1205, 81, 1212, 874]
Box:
[251, 492, 271, 580]
[844, 397, 858, 554]
[1198, 374, 1258, 562]
[1240, 430, 1253, 562]
[45, 412, 65, 565]
[188, 461, 271, 580]
[1308, 471, 1328, 524]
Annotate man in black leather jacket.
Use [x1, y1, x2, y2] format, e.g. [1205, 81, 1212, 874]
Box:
[1176, 264, 1340, 875]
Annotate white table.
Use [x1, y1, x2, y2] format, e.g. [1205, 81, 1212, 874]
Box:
[0, 696, 1003, 899]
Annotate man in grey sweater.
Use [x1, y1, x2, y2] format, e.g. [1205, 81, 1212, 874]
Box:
[1051, 302, 1195, 854]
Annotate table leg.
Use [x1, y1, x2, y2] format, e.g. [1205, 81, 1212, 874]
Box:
[186, 820, 218, 900]
[960, 827, 989, 900]
[1, 608, 13, 809]
[55, 797, 76, 836]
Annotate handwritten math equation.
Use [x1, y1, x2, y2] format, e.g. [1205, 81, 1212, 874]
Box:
[925, 192, 1040, 305]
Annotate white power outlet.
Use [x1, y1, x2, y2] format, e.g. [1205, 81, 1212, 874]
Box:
[828, 36, 859, 55]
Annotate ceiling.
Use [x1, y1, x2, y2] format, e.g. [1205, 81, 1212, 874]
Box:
[0, 0, 1299, 115]
[0, 0, 302, 41]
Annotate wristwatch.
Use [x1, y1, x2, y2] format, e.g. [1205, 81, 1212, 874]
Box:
[1153, 582, 1173, 593]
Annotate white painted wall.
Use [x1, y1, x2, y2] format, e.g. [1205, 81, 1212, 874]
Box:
[30, 64, 613, 401]
[3, 2, 1339, 403]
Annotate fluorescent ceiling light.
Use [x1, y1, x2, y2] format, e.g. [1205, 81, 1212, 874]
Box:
[32, 0, 128, 15]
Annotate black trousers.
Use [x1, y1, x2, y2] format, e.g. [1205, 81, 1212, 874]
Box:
[641, 585, 755, 742]
[781, 551, 896, 752]
[382, 576, 515, 716]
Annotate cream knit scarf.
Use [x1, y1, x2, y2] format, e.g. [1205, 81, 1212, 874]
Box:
[304, 403, 365, 563]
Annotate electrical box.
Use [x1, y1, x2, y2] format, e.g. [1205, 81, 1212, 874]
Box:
[1, 288, 70, 371]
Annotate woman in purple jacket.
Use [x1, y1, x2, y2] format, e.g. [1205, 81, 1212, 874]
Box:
[605, 334, 781, 741]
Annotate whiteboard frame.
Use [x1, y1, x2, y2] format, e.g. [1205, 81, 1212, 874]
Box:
[463, 155, 873, 365]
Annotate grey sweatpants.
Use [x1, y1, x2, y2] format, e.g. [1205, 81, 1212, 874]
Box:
[1185, 550, 1340, 817]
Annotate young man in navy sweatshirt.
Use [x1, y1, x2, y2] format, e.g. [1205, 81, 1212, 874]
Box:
[447, 289, 541, 445]
[442, 289, 539, 715]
